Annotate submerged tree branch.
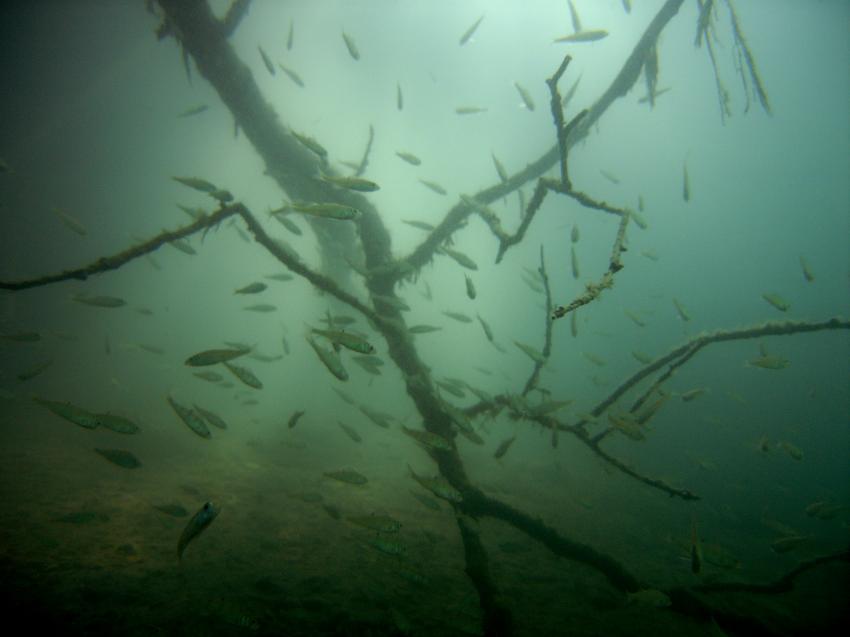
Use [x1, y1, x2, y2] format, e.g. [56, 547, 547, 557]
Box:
[462, 487, 644, 593]
[691, 547, 850, 595]
[158, 0, 389, 287]
[464, 317, 850, 501]
[588, 317, 850, 422]
[663, 548, 850, 636]
[396, 0, 688, 284]
[457, 516, 514, 637]
[551, 209, 628, 320]
[0, 203, 383, 326]
[0, 206, 240, 291]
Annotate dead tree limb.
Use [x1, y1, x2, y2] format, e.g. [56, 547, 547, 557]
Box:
[0, 206, 240, 291]
[0, 204, 383, 326]
[457, 516, 514, 637]
[691, 547, 850, 595]
[465, 317, 849, 501]
[396, 0, 689, 283]
[157, 0, 388, 286]
[588, 317, 850, 424]
[664, 548, 849, 636]
[461, 487, 644, 593]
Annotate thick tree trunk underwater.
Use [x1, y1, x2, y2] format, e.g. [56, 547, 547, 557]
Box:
[157, 0, 393, 288]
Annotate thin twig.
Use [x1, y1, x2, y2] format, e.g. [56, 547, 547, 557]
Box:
[0, 206, 240, 291]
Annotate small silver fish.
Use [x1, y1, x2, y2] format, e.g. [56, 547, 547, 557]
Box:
[53, 208, 87, 236]
[72, 294, 126, 308]
[320, 175, 380, 192]
[290, 202, 359, 220]
[178, 104, 208, 118]
[167, 396, 211, 439]
[554, 30, 608, 43]
[337, 421, 362, 442]
[223, 361, 263, 389]
[476, 314, 494, 342]
[287, 410, 306, 429]
[419, 179, 447, 195]
[443, 311, 473, 324]
[172, 176, 217, 193]
[459, 14, 484, 46]
[494, 435, 517, 459]
[292, 132, 328, 160]
[178, 501, 219, 561]
[306, 335, 349, 381]
[168, 238, 197, 256]
[278, 63, 304, 87]
[441, 247, 477, 270]
[258, 45, 275, 75]
[672, 298, 690, 322]
[185, 347, 249, 367]
[464, 275, 476, 300]
[455, 106, 488, 115]
[342, 31, 360, 60]
[492, 153, 508, 182]
[234, 282, 267, 295]
[514, 82, 535, 111]
[402, 220, 434, 231]
[193, 404, 228, 429]
[396, 151, 421, 166]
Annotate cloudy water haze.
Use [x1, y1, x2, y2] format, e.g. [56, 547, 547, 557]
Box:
[0, 1, 848, 635]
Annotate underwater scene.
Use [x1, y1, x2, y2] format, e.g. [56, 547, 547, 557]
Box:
[0, 1, 848, 635]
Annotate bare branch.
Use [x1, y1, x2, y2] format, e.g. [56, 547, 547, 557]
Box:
[691, 547, 850, 595]
[588, 317, 850, 421]
[585, 316, 849, 446]
[396, 0, 688, 280]
[461, 487, 644, 593]
[0, 205, 240, 291]
[0, 203, 383, 327]
[456, 516, 514, 636]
